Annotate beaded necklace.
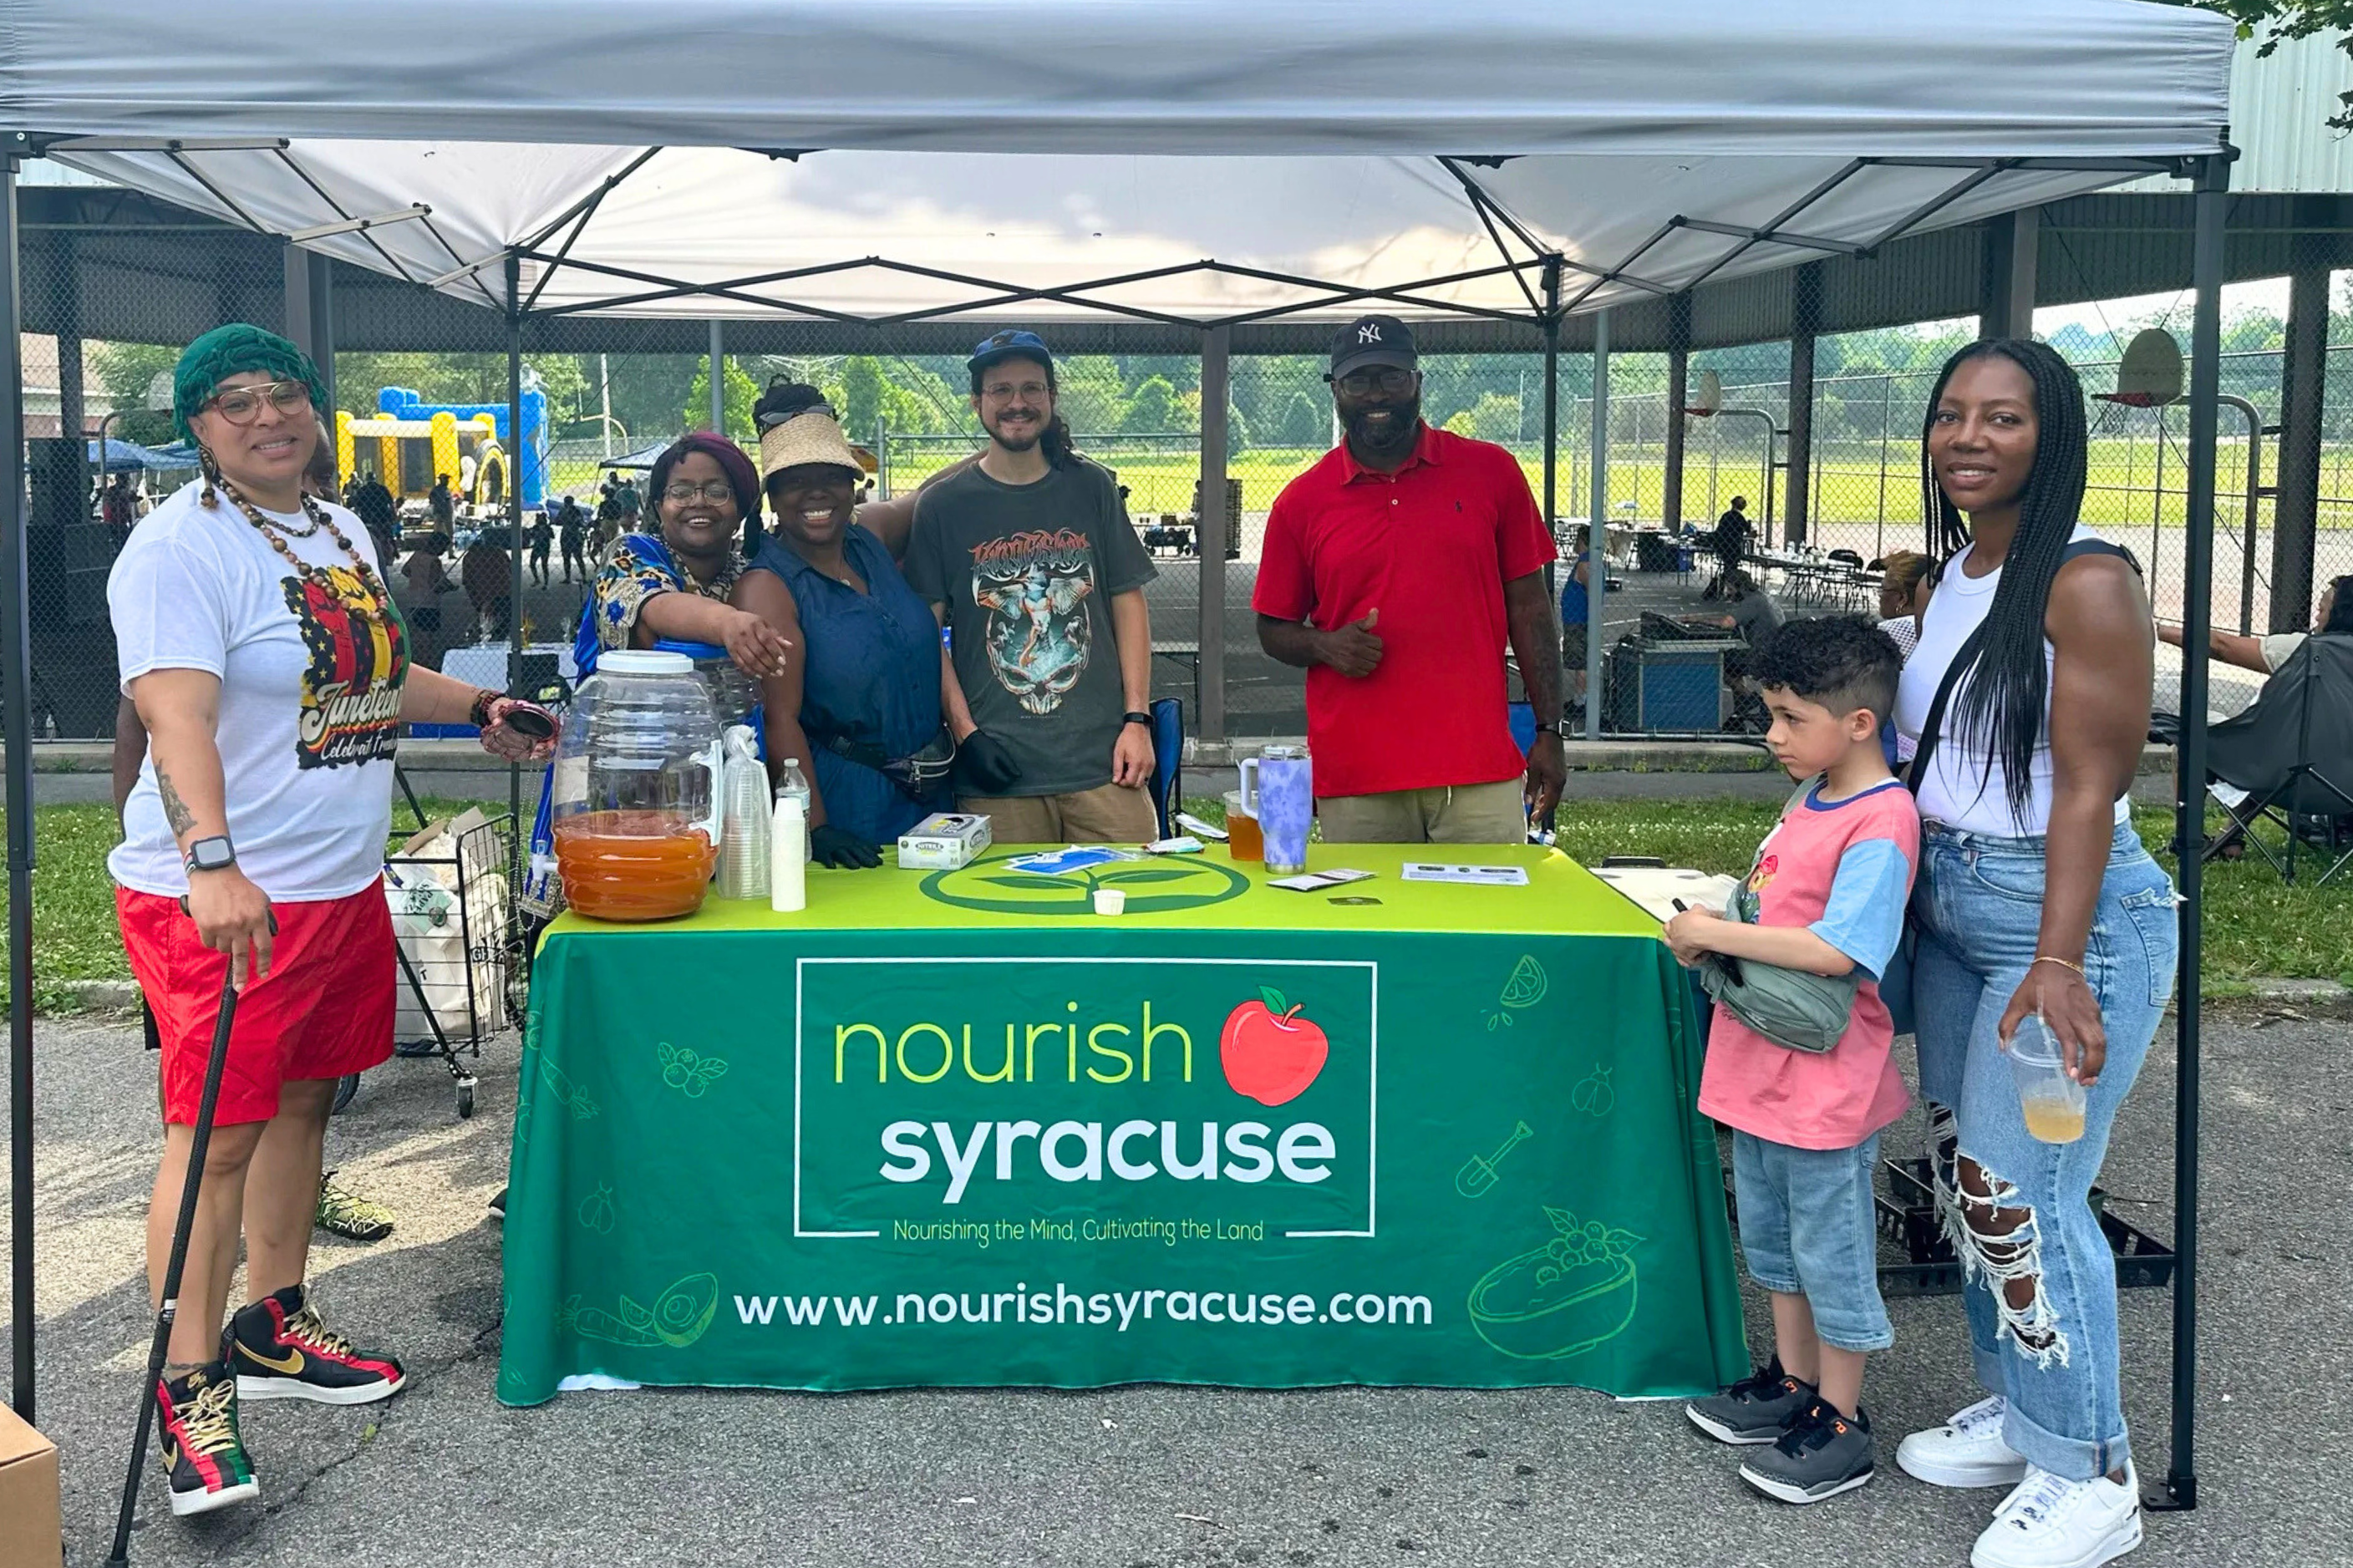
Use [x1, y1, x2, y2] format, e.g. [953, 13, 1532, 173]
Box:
[224, 480, 391, 606]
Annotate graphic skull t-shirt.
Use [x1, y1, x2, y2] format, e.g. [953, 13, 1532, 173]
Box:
[909, 459, 1157, 796]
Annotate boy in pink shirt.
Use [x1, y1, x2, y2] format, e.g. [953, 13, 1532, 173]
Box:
[1665, 616, 1918, 1506]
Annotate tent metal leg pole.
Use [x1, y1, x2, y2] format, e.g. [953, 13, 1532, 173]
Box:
[1585, 307, 1609, 743]
[1, 141, 35, 1423]
[506, 259, 526, 888]
[1196, 323, 1229, 747]
[2147, 149, 2228, 1517]
[1541, 257, 1560, 599]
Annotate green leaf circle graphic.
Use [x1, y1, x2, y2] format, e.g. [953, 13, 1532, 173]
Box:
[920, 850, 1251, 916]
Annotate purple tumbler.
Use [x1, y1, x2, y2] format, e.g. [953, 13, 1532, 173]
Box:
[1244, 744, 1313, 875]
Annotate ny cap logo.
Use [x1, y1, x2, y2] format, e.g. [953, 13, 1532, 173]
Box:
[1359, 323, 1382, 343]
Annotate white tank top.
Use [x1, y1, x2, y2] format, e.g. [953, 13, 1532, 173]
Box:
[1894, 523, 2133, 837]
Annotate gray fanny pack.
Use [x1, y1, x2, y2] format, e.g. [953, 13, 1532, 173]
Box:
[1696, 774, 1861, 1053]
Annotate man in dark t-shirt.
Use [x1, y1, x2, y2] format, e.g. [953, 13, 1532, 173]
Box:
[907, 330, 1160, 845]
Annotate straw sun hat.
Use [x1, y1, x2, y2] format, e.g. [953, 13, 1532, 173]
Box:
[755, 382, 863, 484]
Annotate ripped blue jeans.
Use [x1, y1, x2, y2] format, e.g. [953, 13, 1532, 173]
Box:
[1912, 820, 2178, 1482]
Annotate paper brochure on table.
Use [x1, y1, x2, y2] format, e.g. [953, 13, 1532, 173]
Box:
[1001, 846, 1139, 875]
[1400, 863, 1531, 886]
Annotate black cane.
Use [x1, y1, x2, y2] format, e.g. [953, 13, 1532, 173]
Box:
[106, 908, 268, 1565]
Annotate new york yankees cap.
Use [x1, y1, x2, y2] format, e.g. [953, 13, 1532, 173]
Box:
[1328, 313, 1417, 381]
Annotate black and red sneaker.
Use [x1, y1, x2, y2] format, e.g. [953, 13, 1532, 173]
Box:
[229, 1285, 406, 1406]
[156, 1362, 260, 1516]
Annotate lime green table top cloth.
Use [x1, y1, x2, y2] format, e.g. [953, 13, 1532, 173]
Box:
[498, 844, 1747, 1405]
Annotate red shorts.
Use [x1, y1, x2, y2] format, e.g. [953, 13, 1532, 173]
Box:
[117, 884, 395, 1126]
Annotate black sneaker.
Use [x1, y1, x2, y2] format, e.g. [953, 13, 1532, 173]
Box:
[155, 1362, 260, 1516]
[1685, 1357, 1817, 1445]
[229, 1285, 406, 1406]
[1739, 1398, 1876, 1505]
[486, 1186, 507, 1222]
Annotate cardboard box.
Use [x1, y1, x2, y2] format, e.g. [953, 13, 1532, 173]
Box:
[897, 812, 992, 870]
[0, 1403, 63, 1568]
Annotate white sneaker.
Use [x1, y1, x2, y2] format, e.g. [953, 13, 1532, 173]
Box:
[1971, 1464, 2142, 1568]
[1898, 1394, 2030, 1488]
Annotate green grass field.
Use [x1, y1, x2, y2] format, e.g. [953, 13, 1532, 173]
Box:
[8, 799, 2339, 1012]
[621, 434, 2339, 538]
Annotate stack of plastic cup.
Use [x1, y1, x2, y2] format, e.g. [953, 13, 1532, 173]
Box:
[715, 725, 772, 901]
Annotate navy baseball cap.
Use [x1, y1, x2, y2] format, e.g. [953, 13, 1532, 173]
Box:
[968, 329, 1055, 375]
[1329, 314, 1417, 381]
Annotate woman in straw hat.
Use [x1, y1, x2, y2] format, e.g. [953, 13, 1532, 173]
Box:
[734, 380, 957, 866]
[110, 324, 556, 1519]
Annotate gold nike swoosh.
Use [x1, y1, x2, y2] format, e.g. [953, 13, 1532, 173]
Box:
[237, 1342, 305, 1375]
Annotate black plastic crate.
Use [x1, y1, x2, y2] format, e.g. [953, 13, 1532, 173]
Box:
[1875, 1158, 2173, 1299]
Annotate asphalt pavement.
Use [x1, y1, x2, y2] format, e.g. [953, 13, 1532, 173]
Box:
[4, 999, 2346, 1568]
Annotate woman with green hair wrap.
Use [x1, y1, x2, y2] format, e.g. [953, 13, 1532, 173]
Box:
[107, 323, 559, 1520]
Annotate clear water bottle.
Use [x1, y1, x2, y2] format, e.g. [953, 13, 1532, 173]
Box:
[775, 757, 812, 820]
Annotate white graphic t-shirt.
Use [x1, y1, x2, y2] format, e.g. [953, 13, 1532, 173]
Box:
[109, 480, 409, 901]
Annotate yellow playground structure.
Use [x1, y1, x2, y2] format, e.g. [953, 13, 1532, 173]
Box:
[334, 408, 509, 508]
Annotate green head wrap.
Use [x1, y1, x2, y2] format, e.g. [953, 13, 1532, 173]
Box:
[172, 324, 328, 444]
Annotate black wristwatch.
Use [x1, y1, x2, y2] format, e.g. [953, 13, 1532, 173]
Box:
[185, 835, 236, 875]
[1121, 710, 1153, 728]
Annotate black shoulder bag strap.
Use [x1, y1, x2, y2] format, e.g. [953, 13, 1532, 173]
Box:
[1907, 538, 2138, 799]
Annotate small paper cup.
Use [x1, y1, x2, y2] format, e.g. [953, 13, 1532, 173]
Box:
[1093, 888, 1127, 916]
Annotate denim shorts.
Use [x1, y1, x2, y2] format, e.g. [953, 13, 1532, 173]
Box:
[1730, 1128, 1893, 1352]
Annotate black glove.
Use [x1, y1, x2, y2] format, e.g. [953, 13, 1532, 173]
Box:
[956, 729, 1024, 794]
[810, 823, 882, 870]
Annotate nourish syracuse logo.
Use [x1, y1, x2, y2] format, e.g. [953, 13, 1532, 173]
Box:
[793, 957, 1377, 1240]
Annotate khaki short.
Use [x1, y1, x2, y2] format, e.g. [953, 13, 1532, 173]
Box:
[958, 780, 1161, 845]
[1315, 778, 1527, 845]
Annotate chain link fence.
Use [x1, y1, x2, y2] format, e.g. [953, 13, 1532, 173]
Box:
[18, 211, 2353, 743]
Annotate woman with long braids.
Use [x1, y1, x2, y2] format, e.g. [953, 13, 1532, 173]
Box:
[1891, 339, 2175, 1568]
[109, 326, 556, 1519]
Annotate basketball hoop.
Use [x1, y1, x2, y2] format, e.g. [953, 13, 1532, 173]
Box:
[1687, 368, 1724, 419]
[2107, 327, 2183, 408]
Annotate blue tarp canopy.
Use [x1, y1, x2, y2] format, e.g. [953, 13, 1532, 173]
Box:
[86, 436, 178, 472]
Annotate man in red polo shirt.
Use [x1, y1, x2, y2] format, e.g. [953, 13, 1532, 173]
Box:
[1253, 315, 1567, 844]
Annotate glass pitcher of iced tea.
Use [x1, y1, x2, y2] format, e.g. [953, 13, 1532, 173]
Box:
[551, 649, 723, 921]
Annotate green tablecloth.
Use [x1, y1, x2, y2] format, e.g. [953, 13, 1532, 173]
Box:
[498, 843, 1746, 1405]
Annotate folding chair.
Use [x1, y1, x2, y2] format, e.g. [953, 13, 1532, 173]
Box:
[2202, 635, 2353, 885]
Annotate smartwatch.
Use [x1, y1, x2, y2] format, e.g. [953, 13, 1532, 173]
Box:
[1121, 710, 1153, 728]
[185, 835, 236, 875]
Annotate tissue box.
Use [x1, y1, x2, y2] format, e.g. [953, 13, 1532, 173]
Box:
[898, 812, 993, 870]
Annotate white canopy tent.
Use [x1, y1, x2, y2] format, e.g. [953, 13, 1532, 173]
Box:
[3, 0, 2237, 1515]
[15, 0, 2230, 323]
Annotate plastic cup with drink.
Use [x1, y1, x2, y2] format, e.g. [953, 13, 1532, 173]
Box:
[1222, 789, 1263, 862]
[2007, 1013, 2086, 1144]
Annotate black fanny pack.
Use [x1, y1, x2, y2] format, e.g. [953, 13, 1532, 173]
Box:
[817, 727, 957, 798]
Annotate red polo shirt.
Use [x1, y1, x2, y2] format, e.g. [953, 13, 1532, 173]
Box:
[1253, 424, 1556, 799]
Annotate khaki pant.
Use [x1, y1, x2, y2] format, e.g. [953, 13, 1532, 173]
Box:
[1316, 778, 1527, 845]
[959, 779, 1160, 845]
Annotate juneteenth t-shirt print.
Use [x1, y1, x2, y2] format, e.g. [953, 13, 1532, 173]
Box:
[284, 565, 409, 769]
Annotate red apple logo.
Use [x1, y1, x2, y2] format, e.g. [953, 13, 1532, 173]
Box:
[1221, 987, 1330, 1107]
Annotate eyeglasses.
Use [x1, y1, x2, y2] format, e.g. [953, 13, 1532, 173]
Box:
[1334, 367, 1415, 398]
[204, 380, 313, 424]
[662, 480, 739, 505]
[982, 380, 1050, 402]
